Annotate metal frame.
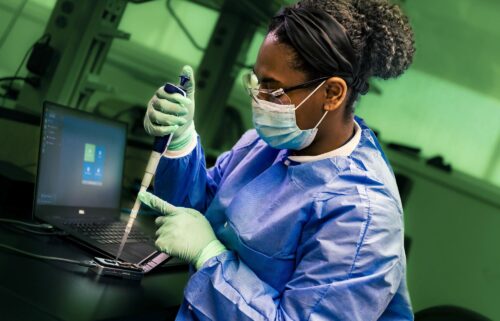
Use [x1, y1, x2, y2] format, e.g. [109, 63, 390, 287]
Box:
[16, 0, 130, 113]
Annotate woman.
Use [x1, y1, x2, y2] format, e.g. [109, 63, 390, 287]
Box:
[141, 0, 416, 319]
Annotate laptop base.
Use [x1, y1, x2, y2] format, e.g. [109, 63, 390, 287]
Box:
[89, 257, 144, 280]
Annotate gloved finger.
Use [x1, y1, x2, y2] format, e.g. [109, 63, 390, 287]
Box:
[155, 223, 175, 237]
[151, 96, 189, 115]
[155, 238, 172, 254]
[180, 65, 195, 98]
[148, 108, 186, 126]
[144, 120, 179, 137]
[138, 191, 178, 216]
[155, 90, 192, 108]
[154, 215, 176, 227]
[155, 216, 166, 225]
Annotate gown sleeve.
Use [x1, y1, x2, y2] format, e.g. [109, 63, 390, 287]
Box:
[153, 135, 232, 213]
[177, 191, 407, 321]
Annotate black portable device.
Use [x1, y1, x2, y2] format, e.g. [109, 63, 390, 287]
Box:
[33, 101, 170, 272]
[89, 257, 144, 280]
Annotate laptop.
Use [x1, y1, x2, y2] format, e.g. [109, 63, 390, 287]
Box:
[33, 101, 170, 272]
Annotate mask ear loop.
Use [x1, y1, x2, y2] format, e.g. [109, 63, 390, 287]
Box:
[313, 109, 329, 129]
[293, 80, 329, 129]
[294, 80, 327, 110]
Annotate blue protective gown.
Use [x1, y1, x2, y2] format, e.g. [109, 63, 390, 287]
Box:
[154, 117, 413, 320]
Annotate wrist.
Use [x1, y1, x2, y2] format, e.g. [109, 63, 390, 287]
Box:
[163, 128, 197, 158]
[169, 122, 195, 151]
[194, 239, 227, 270]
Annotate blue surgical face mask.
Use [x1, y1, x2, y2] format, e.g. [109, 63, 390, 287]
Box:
[252, 81, 328, 150]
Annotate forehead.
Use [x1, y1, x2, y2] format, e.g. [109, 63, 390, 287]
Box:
[254, 33, 307, 85]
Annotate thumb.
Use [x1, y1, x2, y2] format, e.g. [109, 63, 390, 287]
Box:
[138, 191, 177, 216]
[180, 65, 195, 99]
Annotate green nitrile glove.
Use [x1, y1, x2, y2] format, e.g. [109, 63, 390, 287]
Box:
[138, 191, 226, 270]
[144, 65, 196, 151]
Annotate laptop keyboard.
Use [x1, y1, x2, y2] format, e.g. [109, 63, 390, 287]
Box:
[63, 222, 151, 245]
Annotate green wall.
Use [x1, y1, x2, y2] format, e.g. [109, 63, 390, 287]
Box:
[119, 0, 219, 67]
[357, 70, 500, 187]
[355, 0, 500, 187]
[388, 148, 500, 320]
[0, 0, 55, 79]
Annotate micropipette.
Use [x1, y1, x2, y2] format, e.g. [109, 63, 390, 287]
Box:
[115, 75, 190, 260]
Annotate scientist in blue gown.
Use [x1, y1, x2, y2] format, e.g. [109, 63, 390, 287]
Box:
[139, 0, 416, 319]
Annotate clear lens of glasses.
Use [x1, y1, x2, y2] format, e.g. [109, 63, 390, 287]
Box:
[242, 71, 292, 105]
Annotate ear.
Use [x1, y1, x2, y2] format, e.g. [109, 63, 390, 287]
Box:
[323, 77, 348, 112]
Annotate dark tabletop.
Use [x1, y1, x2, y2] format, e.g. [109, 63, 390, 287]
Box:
[0, 221, 189, 321]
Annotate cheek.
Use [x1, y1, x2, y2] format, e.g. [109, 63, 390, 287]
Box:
[295, 98, 324, 130]
[294, 108, 310, 130]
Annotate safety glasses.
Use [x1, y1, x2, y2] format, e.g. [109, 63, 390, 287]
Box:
[242, 70, 330, 105]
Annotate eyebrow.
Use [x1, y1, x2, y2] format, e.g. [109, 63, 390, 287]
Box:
[252, 68, 282, 85]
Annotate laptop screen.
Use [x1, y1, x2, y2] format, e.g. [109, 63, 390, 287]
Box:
[35, 102, 126, 219]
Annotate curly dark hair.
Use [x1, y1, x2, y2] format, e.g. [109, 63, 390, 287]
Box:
[268, 0, 416, 115]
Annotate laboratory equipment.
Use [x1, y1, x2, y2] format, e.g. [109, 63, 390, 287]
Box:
[115, 75, 190, 260]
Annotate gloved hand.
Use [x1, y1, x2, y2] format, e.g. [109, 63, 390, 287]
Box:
[144, 65, 196, 151]
[138, 191, 226, 270]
